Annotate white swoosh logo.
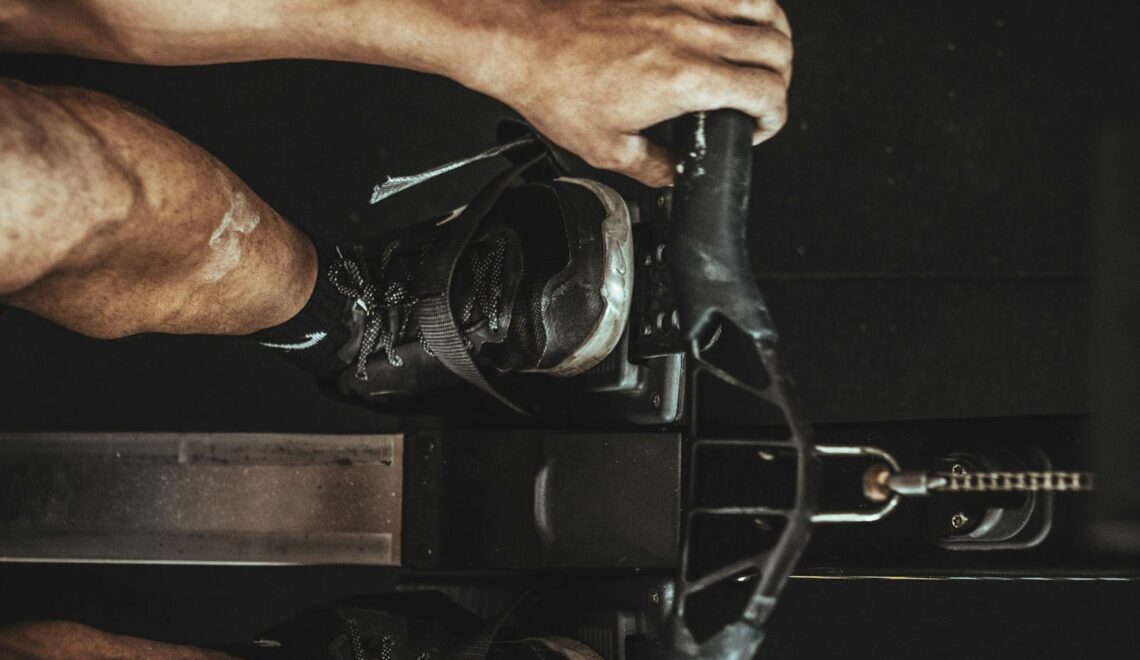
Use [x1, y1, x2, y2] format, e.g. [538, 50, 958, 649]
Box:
[259, 331, 327, 351]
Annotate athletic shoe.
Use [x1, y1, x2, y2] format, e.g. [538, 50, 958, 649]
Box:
[332, 174, 633, 409]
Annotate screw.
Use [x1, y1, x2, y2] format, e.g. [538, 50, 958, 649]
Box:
[656, 194, 667, 208]
[951, 463, 967, 477]
[649, 589, 661, 605]
[950, 512, 970, 530]
[651, 393, 662, 409]
[642, 322, 654, 336]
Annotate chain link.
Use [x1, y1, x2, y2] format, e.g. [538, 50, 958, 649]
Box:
[931, 471, 1094, 493]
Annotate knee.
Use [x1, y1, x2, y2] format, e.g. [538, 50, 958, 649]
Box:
[0, 79, 136, 294]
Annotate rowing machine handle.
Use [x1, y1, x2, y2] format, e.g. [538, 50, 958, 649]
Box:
[663, 111, 818, 660]
[668, 110, 776, 344]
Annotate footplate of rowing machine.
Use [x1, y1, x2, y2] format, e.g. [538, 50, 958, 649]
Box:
[527, 187, 687, 425]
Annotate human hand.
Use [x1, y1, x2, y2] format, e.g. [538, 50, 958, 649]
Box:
[466, 0, 793, 187]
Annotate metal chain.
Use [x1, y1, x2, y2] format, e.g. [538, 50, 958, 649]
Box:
[825, 446, 1097, 521]
[931, 470, 1094, 493]
[857, 457, 1096, 505]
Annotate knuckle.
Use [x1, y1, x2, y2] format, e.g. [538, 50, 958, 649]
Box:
[699, 21, 738, 48]
[773, 34, 794, 69]
[670, 12, 713, 41]
[744, 25, 792, 64]
[776, 6, 793, 37]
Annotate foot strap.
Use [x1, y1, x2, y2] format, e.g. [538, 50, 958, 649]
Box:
[412, 150, 547, 414]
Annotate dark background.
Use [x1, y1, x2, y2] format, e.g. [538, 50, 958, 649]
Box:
[2, 1, 1138, 657]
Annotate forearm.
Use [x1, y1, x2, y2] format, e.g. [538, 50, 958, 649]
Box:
[0, 0, 518, 91]
[1, 0, 795, 187]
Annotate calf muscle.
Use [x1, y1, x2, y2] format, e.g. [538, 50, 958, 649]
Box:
[0, 78, 316, 338]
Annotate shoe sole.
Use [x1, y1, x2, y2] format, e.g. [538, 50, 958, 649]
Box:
[538, 177, 634, 377]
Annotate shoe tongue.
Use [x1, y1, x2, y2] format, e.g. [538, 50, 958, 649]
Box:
[451, 228, 521, 338]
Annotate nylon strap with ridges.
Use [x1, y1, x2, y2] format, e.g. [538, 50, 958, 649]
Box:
[412, 150, 546, 415]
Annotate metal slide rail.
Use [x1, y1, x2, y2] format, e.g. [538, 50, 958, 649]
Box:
[0, 432, 404, 565]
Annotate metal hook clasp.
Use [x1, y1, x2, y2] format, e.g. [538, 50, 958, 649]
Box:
[810, 445, 902, 524]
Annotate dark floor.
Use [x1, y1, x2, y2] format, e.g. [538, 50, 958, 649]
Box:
[1, 1, 1137, 657]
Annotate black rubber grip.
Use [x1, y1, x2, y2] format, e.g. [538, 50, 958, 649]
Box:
[668, 110, 774, 343]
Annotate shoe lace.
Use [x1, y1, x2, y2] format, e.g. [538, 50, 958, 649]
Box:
[460, 234, 509, 334]
[345, 617, 396, 660]
[329, 243, 419, 379]
[330, 235, 509, 381]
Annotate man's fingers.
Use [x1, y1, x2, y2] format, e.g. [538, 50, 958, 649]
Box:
[693, 0, 792, 39]
[674, 4, 793, 146]
[751, 117, 783, 145]
[588, 135, 676, 188]
[696, 23, 793, 83]
[511, 1, 794, 189]
[681, 64, 788, 139]
[771, 5, 793, 40]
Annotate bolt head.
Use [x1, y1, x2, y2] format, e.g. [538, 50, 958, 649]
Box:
[950, 512, 970, 529]
[951, 463, 967, 477]
[651, 393, 662, 409]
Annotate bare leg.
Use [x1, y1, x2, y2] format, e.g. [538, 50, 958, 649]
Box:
[0, 78, 316, 339]
[0, 621, 235, 659]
